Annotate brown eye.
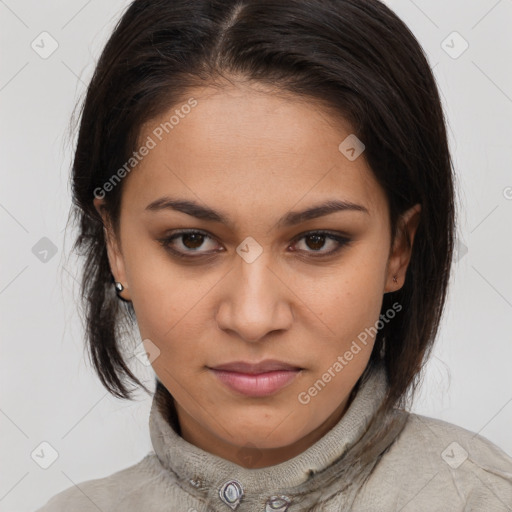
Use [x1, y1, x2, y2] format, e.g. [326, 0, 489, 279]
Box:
[292, 231, 351, 257]
[158, 230, 221, 258]
[304, 233, 327, 251]
[181, 232, 206, 249]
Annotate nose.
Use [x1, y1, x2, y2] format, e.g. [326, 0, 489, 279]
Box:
[215, 252, 294, 342]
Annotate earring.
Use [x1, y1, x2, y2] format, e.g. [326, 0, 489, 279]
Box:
[392, 275, 398, 283]
[115, 282, 124, 293]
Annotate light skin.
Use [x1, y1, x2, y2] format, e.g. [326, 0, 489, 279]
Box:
[94, 81, 421, 468]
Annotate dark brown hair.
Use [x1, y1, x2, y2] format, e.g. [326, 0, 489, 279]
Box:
[68, 0, 456, 423]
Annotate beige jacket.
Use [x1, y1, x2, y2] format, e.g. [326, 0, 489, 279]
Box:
[36, 363, 512, 511]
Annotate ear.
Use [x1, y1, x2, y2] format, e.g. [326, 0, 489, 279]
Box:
[384, 203, 421, 293]
[93, 198, 131, 301]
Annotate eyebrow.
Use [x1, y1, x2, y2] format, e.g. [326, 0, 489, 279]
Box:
[145, 196, 369, 228]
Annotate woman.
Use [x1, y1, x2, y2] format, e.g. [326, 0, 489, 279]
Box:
[37, 0, 512, 510]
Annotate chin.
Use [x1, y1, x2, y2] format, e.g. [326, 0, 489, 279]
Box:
[221, 420, 306, 450]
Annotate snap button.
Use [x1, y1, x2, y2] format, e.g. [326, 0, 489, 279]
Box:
[219, 479, 244, 510]
[189, 478, 201, 488]
[265, 495, 291, 511]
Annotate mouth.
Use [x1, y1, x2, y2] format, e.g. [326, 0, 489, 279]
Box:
[207, 360, 303, 397]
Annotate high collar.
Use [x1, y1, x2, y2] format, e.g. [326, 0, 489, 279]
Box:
[148, 362, 407, 511]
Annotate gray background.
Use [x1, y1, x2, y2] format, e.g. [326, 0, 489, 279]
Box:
[1, 0, 511, 510]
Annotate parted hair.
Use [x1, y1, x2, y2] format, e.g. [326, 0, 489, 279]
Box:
[69, 0, 456, 421]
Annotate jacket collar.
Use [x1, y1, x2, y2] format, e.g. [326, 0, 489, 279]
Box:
[148, 362, 407, 511]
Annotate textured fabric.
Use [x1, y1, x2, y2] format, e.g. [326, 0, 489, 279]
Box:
[36, 363, 512, 511]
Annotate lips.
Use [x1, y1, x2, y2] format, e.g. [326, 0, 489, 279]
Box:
[209, 359, 302, 374]
[208, 360, 303, 397]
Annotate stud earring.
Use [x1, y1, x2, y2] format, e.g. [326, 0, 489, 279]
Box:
[392, 275, 398, 283]
[115, 282, 124, 293]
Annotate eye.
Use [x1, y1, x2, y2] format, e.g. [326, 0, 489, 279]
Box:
[158, 229, 221, 258]
[291, 231, 351, 257]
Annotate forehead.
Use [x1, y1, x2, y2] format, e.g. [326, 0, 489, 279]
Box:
[125, 83, 387, 223]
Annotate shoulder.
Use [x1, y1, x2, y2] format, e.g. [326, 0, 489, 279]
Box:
[34, 453, 171, 512]
[361, 411, 512, 511]
[400, 412, 512, 468]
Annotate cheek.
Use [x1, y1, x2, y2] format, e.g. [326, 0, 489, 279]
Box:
[303, 247, 388, 389]
[311, 288, 380, 379]
[299, 271, 384, 412]
[123, 251, 222, 379]
[317, 259, 386, 335]
[122, 249, 196, 346]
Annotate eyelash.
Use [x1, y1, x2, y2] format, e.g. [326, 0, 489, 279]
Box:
[158, 229, 351, 260]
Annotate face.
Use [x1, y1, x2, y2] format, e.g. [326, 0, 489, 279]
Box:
[95, 82, 420, 468]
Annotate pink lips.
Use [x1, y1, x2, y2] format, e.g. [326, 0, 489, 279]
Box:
[208, 360, 302, 397]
